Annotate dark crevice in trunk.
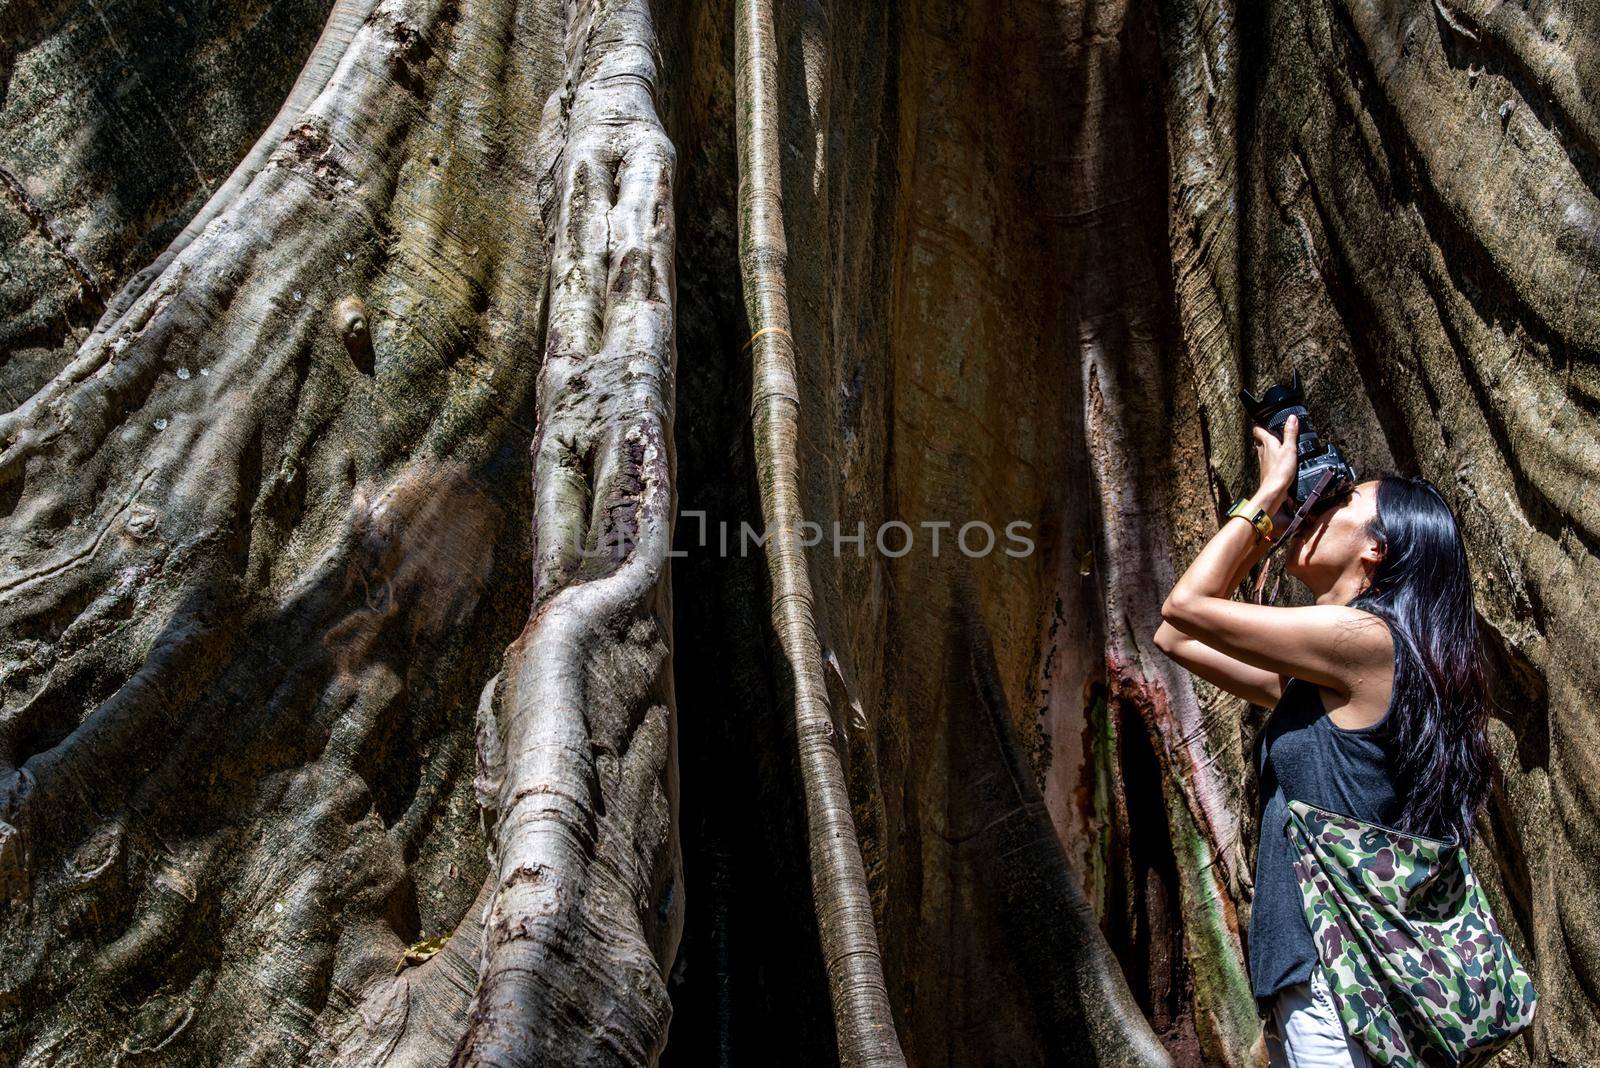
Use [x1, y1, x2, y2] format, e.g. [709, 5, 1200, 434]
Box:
[1233, 0, 1266, 379]
[660, 251, 842, 1065]
[657, 1, 839, 1059]
[1107, 696, 1187, 1036]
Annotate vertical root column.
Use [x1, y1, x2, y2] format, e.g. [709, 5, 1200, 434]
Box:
[451, 0, 682, 1064]
[733, 0, 906, 1064]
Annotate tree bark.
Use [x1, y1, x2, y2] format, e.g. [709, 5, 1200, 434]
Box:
[449, 0, 683, 1062]
[2, 0, 1596, 1063]
[732, 0, 904, 1062]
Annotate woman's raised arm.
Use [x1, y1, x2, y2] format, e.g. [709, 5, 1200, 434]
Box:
[1157, 412, 1389, 696]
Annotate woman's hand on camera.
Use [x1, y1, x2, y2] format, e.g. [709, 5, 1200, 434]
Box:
[1252, 413, 1299, 500]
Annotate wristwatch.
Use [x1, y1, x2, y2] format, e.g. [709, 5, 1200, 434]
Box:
[1226, 496, 1277, 542]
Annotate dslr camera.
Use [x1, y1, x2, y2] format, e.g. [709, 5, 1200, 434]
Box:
[1239, 368, 1357, 516]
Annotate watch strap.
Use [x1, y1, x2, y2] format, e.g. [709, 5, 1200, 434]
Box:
[1226, 496, 1276, 541]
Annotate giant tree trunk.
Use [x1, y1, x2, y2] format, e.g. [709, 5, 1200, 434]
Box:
[0, 0, 1593, 1063]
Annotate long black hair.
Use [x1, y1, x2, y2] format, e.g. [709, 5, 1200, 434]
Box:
[1343, 474, 1493, 844]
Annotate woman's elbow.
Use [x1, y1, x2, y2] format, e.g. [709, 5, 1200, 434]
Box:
[1160, 592, 1191, 626]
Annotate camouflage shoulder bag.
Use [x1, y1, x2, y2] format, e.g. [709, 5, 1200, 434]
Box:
[1285, 799, 1537, 1066]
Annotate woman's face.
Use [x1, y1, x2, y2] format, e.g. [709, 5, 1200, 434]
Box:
[1284, 479, 1383, 588]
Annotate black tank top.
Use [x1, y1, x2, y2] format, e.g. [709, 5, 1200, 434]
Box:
[1249, 673, 1400, 1005]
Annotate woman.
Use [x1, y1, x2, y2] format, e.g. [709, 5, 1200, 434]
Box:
[1152, 414, 1493, 1067]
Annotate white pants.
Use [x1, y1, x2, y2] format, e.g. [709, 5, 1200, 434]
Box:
[1264, 966, 1376, 1068]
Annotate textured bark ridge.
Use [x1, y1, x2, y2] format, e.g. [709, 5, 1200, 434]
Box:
[0, 0, 680, 1060]
[1, 0, 1596, 1063]
[450, 0, 683, 1062]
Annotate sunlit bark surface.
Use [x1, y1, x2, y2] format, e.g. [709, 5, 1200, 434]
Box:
[0, 0, 681, 1061]
[1, 0, 1595, 1063]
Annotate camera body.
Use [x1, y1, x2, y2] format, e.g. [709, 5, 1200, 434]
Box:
[1238, 368, 1356, 511]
